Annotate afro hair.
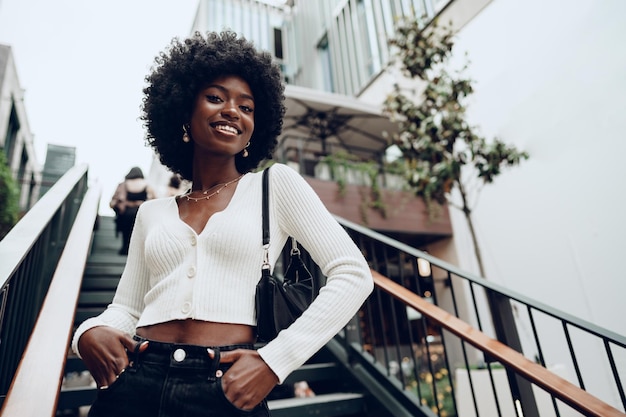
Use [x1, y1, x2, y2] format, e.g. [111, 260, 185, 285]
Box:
[140, 31, 285, 179]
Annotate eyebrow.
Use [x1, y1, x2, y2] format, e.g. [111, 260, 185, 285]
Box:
[206, 84, 255, 102]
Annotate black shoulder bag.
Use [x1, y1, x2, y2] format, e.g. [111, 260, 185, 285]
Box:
[255, 167, 318, 343]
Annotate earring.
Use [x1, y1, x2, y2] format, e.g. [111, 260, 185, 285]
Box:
[242, 142, 250, 158]
[182, 125, 190, 143]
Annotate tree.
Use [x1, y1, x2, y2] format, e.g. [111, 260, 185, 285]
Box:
[383, 18, 529, 278]
[0, 151, 19, 240]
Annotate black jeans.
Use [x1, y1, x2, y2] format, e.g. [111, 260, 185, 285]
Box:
[88, 337, 270, 417]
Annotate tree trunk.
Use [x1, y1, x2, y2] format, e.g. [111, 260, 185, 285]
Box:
[464, 209, 486, 278]
[458, 183, 486, 278]
[456, 184, 538, 415]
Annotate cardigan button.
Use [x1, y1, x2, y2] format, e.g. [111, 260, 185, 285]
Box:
[181, 302, 191, 314]
[187, 266, 196, 278]
[190, 236, 197, 246]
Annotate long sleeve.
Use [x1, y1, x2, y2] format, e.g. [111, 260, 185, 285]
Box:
[256, 164, 373, 383]
[71, 204, 151, 358]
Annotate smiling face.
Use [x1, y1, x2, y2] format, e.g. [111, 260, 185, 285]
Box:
[188, 75, 255, 160]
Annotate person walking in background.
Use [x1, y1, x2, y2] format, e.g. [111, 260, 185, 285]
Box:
[165, 173, 183, 197]
[109, 166, 156, 255]
[73, 31, 373, 417]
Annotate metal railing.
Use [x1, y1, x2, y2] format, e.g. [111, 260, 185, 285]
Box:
[325, 215, 626, 417]
[0, 164, 90, 405]
[1, 162, 624, 416]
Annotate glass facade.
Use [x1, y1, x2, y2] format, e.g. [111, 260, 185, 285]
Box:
[193, 0, 288, 63]
[288, 0, 449, 95]
[193, 0, 449, 93]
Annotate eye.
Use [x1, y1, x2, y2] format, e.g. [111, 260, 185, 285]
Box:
[240, 105, 254, 113]
[206, 95, 222, 103]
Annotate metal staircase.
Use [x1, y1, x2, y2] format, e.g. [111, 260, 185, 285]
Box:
[2, 166, 624, 417]
[74, 216, 126, 328]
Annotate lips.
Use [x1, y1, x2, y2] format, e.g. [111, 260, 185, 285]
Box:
[211, 122, 241, 135]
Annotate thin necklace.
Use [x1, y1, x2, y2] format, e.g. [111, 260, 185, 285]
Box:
[180, 174, 244, 202]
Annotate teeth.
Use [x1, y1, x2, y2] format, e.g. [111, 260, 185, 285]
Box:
[215, 125, 238, 135]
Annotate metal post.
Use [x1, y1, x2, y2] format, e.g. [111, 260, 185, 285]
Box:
[487, 290, 540, 417]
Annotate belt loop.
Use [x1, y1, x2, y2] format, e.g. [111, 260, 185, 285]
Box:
[129, 339, 149, 373]
[206, 347, 221, 380]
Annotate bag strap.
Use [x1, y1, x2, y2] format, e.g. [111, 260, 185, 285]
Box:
[262, 167, 271, 269]
[261, 166, 300, 268]
[262, 167, 270, 246]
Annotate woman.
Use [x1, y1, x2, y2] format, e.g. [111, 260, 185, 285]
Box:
[72, 31, 373, 417]
[110, 167, 156, 255]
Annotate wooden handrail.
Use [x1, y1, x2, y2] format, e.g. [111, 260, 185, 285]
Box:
[372, 270, 626, 417]
[0, 163, 89, 284]
[0, 185, 101, 417]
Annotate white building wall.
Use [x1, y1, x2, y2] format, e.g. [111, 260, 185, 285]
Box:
[444, 0, 626, 336]
[358, 0, 626, 406]
[360, 0, 626, 331]
[440, 0, 626, 406]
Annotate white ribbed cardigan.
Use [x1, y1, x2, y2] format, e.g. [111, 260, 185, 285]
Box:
[72, 163, 373, 383]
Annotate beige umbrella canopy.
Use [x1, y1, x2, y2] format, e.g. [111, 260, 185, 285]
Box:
[276, 84, 398, 163]
[276, 85, 452, 242]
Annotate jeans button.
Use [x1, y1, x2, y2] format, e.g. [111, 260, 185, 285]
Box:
[173, 348, 186, 362]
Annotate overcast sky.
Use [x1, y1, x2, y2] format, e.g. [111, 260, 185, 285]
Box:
[0, 0, 199, 213]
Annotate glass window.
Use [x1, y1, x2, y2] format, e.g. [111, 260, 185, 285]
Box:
[317, 35, 334, 92]
[345, 2, 362, 93]
[379, 0, 396, 40]
[327, 17, 343, 94]
[4, 104, 20, 162]
[357, 0, 381, 76]
[273, 27, 284, 60]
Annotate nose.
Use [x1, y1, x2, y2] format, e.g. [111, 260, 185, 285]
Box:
[221, 102, 239, 119]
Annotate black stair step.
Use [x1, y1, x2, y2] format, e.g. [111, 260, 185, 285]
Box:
[65, 357, 86, 373]
[75, 309, 106, 324]
[80, 277, 121, 290]
[269, 392, 365, 417]
[96, 216, 117, 228]
[58, 385, 97, 411]
[283, 362, 339, 385]
[77, 291, 115, 306]
[83, 265, 124, 277]
[86, 254, 127, 265]
[91, 232, 123, 249]
[92, 232, 120, 241]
